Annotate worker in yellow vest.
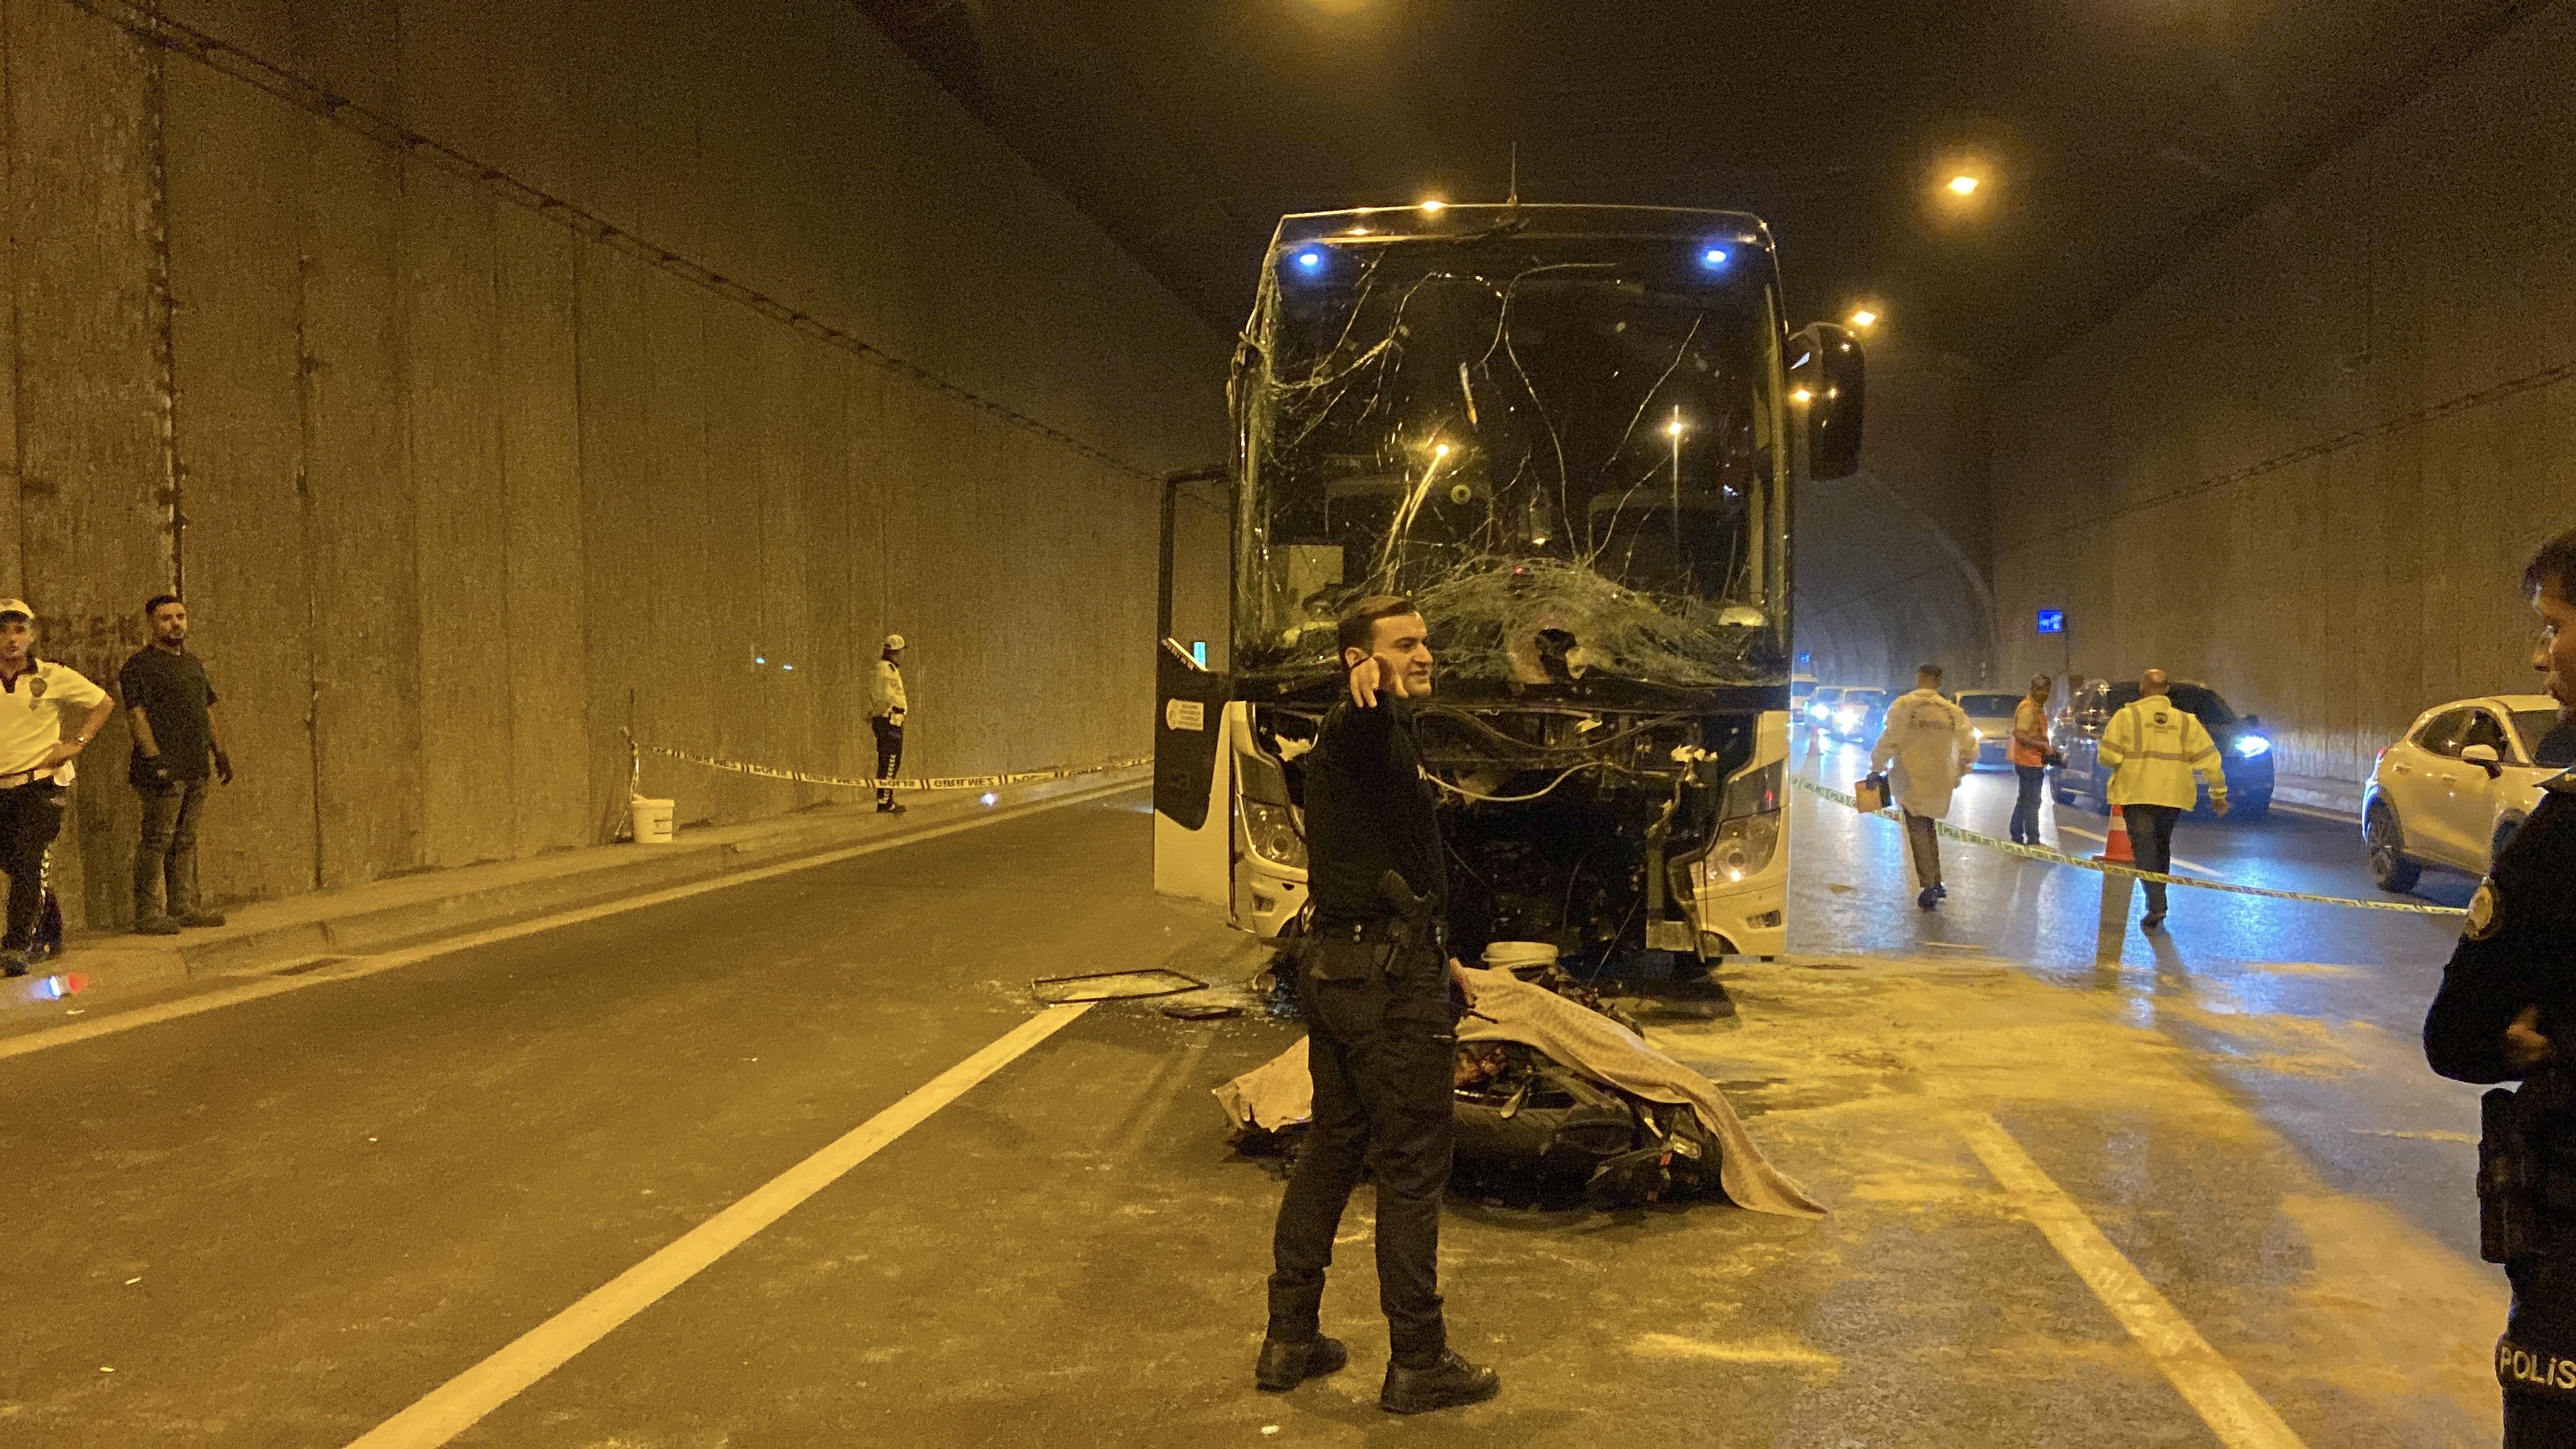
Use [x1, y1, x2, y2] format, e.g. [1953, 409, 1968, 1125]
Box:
[2096, 668, 2229, 932]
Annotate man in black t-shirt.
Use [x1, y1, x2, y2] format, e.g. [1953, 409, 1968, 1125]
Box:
[119, 595, 231, 933]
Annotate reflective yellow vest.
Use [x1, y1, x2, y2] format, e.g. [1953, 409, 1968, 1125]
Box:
[2098, 697, 2228, 809]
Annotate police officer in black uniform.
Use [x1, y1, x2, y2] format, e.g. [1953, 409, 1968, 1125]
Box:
[1255, 594, 1501, 1415]
[2425, 527, 2576, 1444]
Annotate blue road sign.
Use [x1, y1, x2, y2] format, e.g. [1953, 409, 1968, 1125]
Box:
[2036, 609, 2066, 635]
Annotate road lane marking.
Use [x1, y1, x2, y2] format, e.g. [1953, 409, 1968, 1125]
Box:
[345, 1002, 1097, 1449]
[2053, 825, 2223, 877]
[0, 776, 1139, 1063]
[1955, 1112, 2306, 1449]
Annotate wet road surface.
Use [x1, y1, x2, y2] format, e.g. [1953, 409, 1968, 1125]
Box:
[0, 773, 2509, 1445]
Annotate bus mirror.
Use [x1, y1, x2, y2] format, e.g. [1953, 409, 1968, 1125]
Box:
[1789, 323, 1865, 481]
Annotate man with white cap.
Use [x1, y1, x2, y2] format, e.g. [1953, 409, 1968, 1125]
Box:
[870, 634, 907, 815]
[0, 599, 113, 976]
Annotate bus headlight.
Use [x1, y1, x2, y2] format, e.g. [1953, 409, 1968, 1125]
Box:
[1241, 801, 1307, 869]
[1707, 811, 1782, 884]
[2234, 735, 2272, 757]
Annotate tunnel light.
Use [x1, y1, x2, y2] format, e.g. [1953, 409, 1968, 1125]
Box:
[2236, 735, 2272, 757]
[1419, 198, 1446, 214]
[1664, 413, 1688, 439]
[754, 655, 766, 664]
[1848, 307, 1879, 329]
[981, 792, 999, 806]
[1433, 442, 1452, 458]
[1947, 174, 1980, 195]
[1789, 386, 1814, 405]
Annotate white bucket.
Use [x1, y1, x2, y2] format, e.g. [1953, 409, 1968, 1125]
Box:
[629, 796, 675, 845]
[1482, 940, 1560, 977]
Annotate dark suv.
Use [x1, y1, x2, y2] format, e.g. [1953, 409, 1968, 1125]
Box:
[2050, 678, 2275, 822]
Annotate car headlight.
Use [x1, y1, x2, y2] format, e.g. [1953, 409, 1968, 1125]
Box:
[2234, 735, 2272, 758]
[1837, 708, 1861, 726]
[1241, 800, 1307, 869]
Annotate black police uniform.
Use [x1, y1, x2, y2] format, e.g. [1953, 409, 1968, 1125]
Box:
[2425, 763, 2576, 1443]
[1265, 693, 1456, 1370]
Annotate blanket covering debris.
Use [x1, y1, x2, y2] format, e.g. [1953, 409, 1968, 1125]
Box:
[1216, 965, 1821, 1217]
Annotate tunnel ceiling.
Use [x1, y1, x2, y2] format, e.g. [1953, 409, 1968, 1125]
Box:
[853, 0, 2545, 376]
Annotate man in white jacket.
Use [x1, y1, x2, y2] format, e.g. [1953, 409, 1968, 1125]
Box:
[870, 634, 907, 815]
[1871, 664, 1978, 910]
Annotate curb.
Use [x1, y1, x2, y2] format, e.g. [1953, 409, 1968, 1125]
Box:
[31, 768, 1148, 1000]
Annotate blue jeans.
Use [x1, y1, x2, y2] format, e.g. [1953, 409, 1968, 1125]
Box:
[134, 776, 210, 920]
[2011, 765, 2046, 844]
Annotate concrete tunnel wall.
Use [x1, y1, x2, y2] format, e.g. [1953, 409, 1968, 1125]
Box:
[0, 0, 1232, 929]
[1794, 338, 1999, 694]
[1991, 0, 2576, 804]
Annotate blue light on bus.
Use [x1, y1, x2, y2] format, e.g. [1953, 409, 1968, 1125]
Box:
[1293, 250, 1325, 272]
[1700, 246, 1731, 269]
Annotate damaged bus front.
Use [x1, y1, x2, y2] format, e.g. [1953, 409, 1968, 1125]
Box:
[1156, 203, 1862, 971]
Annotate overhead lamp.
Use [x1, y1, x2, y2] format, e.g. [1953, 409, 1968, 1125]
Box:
[1432, 442, 1452, 458]
[1847, 307, 1879, 329]
[1947, 174, 1979, 196]
[1789, 386, 1814, 405]
[1419, 198, 1446, 214]
[1664, 414, 1688, 439]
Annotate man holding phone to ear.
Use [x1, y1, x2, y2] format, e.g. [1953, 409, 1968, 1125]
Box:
[1256, 594, 1499, 1415]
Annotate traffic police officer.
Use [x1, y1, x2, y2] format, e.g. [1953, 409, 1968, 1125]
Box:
[0, 599, 114, 976]
[2096, 668, 2229, 932]
[2425, 527, 2576, 1445]
[1257, 594, 1500, 1415]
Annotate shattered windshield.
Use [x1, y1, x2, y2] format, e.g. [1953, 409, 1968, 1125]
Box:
[1232, 206, 1791, 704]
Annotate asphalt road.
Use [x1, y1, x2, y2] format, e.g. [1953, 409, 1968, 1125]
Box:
[0, 776, 2512, 1446]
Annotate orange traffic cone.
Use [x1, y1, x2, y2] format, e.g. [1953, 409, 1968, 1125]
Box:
[2095, 806, 2134, 865]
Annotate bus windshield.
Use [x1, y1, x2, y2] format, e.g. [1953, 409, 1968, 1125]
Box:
[1232, 206, 1791, 705]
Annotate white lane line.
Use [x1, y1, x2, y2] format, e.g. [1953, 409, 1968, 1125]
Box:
[1956, 1112, 2305, 1448]
[0, 776, 1138, 1063]
[2051, 825, 2224, 877]
[345, 1002, 1096, 1449]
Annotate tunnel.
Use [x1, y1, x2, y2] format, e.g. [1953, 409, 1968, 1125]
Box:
[2, 0, 2573, 1442]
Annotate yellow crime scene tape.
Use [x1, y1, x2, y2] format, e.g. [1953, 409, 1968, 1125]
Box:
[643, 744, 1150, 795]
[1793, 775, 2468, 918]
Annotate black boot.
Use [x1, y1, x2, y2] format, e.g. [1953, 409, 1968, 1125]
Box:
[1254, 1335, 1347, 1392]
[1379, 1349, 1500, 1414]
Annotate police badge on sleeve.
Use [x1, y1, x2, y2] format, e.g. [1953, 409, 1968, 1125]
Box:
[2468, 878, 2503, 942]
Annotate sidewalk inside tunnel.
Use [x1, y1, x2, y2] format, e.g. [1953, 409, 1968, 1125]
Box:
[0, 779, 2512, 1446]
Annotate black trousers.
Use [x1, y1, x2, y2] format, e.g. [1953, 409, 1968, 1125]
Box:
[2122, 804, 2183, 916]
[0, 782, 65, 950]
[1267, 948, 1454, 1368]
[2010, 765, 2046, 844]
[2502, 1257, 2576, 1444]
[870, 717, 902, 808]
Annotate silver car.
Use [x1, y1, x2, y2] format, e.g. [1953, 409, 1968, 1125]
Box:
[2364, 693, 2564, 891]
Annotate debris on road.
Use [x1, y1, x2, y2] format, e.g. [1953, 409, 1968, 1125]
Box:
[1030, 968, 1205, 1004]
[1218, 966, 1823, 1217]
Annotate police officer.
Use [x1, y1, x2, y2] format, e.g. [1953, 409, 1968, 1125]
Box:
[869, 634, 906, 815]
[2426, 528, 2576, 1445]
[0, 599, 114, 977]
[2097, 668, 2229, 931]
[1257, 594, 1499, 1415]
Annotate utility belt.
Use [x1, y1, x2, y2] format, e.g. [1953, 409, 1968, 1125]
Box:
[1301, 920, 1444, 985]
[0, 768, 56, 790]
[2482, 1066, 2576, 1264]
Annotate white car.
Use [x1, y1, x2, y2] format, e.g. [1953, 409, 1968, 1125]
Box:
[2363, 694, 2564, 891]
[1955, 691, 2024, 771]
